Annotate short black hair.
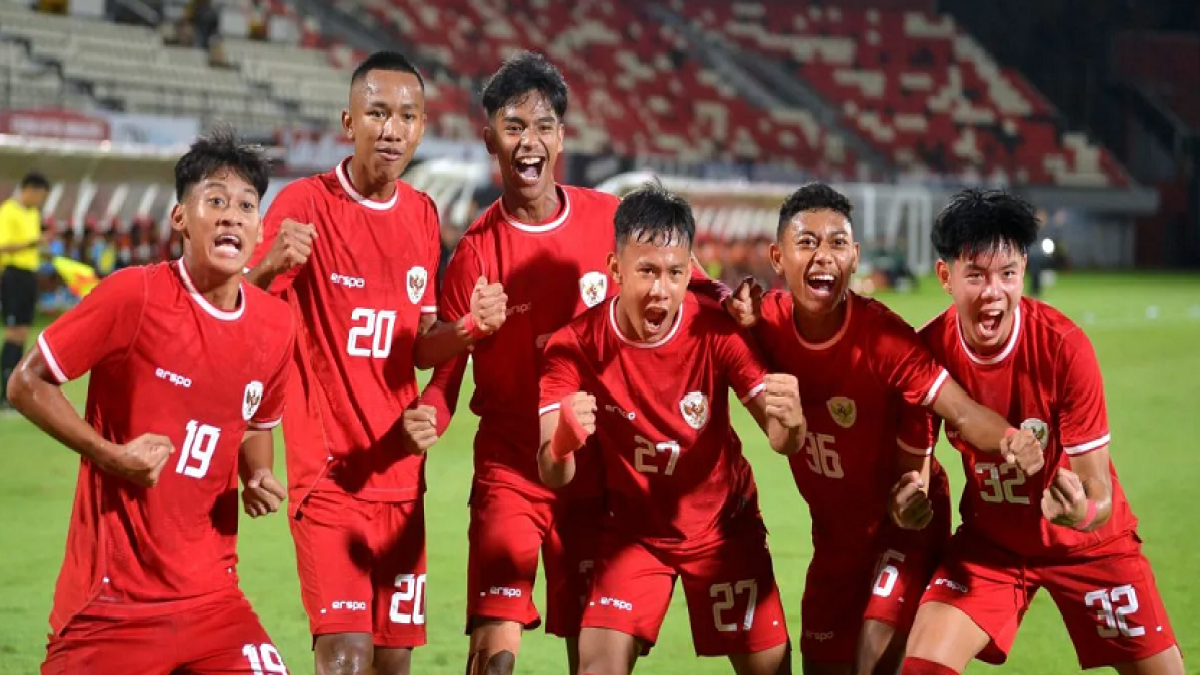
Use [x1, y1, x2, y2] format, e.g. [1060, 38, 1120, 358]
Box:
[351, 50, 425, 91]
[777, 182, 852, 238]
[174, 127, 270, 201]
[481, 51, 568, 120]
[20, 171, 49, 191]
[931, 188, 1040, 260]
[614, 183, 695, 251]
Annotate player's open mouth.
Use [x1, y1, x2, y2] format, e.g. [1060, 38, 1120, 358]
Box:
[515, 157, 545, 184]
[643, 306, 668, 334]
[977, 309, 1004, 336]
[214, 233, 242, 258]
[805, 273, 837, 298]
[377, 147, 404, 162]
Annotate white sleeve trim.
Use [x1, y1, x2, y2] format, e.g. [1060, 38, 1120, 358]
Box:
[248, 418, 282, 430]
[897, 438, 933, 456]
[538, 402, 562, 416]
[921, 369, 950, 407]
[420, 305, 438, 314]
[37, 333, 68, 384]
[739, 380, 767, 404]
[1065, 433, 1110, 455]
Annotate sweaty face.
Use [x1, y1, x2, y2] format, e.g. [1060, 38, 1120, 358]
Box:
[486, 92, 563, 204]
[937, 246, 1025, 355]
[172, 169, 261, 278]
[609, 236, 691, 342]
[343, 69, 426, 183]
[771, 209, 859, 317]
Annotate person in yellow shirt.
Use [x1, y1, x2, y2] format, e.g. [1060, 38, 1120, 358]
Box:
[1, 171, 50, 408]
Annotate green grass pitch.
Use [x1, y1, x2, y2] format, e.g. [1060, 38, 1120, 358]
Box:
[1, 272, 1197, 674]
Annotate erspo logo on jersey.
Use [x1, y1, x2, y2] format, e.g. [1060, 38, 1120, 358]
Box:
[156, 368, 192, 388]
[330, 273, 366, 289]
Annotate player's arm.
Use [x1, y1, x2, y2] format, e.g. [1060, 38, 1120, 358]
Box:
[890, 405, 936, 530]
[245, 184, 316, 292]
[413, 237, 505, 370]
[537, 393, 596, 489]
[239, 429, 286, 517]
[1042, 445, 1114, 532]
[928, 377, 1043, 473]
[743, 374, 806, 455]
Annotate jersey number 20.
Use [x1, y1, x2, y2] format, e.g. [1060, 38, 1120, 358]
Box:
[347, 308, 397, 359]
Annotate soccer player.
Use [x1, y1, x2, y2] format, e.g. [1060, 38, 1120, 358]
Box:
[420, 51, 729, 675]
[244, 51, 481, 675]
[736, 183, 1045, 675]
[900, 189, 1183, 675]
[0, 170, 50, 409]
[537, 184, 801, 675]
[7, 130, 294, 674]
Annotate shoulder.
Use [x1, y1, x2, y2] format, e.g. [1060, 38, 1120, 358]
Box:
[397, 181, 440, 222]
[688, 294, 744, 342]
[564, 185, 620, 212]
[460, 200, 505, 240]
[759, 289, 792, 325]
[1021, 298, 1092, 359]
[855, 293, 919, 337]
[104, 263, 153, 296]
[244, 282, 292, 324]
[916, 305, 953, 340]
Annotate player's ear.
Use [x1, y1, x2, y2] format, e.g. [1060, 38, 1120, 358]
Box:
[341, 108, 353, 139]
[169, 202, 186, 237]
[607, 251, 620, 284]
[769, 241, 784, 276]
[936, 259, 952, 293]
[851, 241, 861, 274]
[483, 127, 497, 156]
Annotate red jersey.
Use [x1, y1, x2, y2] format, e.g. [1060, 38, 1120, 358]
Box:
[752, 291, 948, 555]
[248, 159, 441, 504]
[920, 297, 1136, 557]
[36, 261, 293, 634]
[539, 294, 768, 549]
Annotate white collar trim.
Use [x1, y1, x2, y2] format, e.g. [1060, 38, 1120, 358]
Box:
[608, 296, 684, 349]
[336, 158, 398, 211]
[958, 304, 1021, 365]
[500, 188, 571, 233]
[177, 259, 245, 322]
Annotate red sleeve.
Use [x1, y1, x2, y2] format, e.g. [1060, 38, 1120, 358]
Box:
[249, 316, 295, 430]
[1057, 329, 1110, 456]
[438, 234, 486, 323]
[538, 327, 585, 417]
[713, 314, 768, 403]
[896, 402, 935, 456]
[421, 195, 440, 315]
[249, 180, 313, 295]
[37, 267, 147, 383]
[421, 352, 467, 436]
[870, 309, 949, 407]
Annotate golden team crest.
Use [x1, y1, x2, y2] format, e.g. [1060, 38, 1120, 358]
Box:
[579, 271, 607, 308]
[406, 266, 427, 305]
[242, 380, 264, 421]
[679, 391, 709, 430]
[1020, 418, 1050, 445]
[827, 396, 857, 429]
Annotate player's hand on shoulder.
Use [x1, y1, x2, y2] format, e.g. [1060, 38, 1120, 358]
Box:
[889, 470, 933, 530]
[724, 276, 765, 328]
[566, 392, 597, 436]
[469, 275, 508, 336]
[763, 373, 804, 429]
[265, 218, 317, 273]
[106, 433, 174, 487]
[1001, 426, 1044, 475]
[242, 468, 287, 517]
[401, 404, 439, 455]
[1042, 467, 1088, 528]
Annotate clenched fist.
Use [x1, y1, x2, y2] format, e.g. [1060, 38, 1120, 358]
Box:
[468, 276, 508, 337]
[564, 392, 598, 437]
[724, 276, 764, 328]
[762, 373, 804, 429]
[1042, 467, 1090, 529]
[1001, 427, 1044, 475]
[242, 468, 287, 517]
[261, 219, 317, 275]
[889, 471, 933, 530]
[104, 433, 174, 487]
[402, 405, 439, 455]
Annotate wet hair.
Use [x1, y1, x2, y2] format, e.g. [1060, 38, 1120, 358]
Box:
[351, 50, 425, 91]
[174, 127, 270, 201]
[931, 188, 1040, 260]
[20, 171, 49, 191]
[614, 182, 694, 251]
[777, 182, 852, 238]
[481, 50, 569, 120]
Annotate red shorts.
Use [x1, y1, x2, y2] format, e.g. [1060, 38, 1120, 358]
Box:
[582, 518, 790, 657]
[802, 472, 951, 663]
[466, 480, 601, 637]
[43, 589, 285, 674]
[921, 530, 1178, 669]
[290, 490, 427, 648]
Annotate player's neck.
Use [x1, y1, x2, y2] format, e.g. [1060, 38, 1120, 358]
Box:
[346, 157, 397, 204]
[181, 257, 242, 311]
[792, 297, 848, 345]
[502, 185, 562, 225]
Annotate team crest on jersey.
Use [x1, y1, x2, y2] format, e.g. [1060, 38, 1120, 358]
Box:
[827, 397, 857, 428]
[1020, 418, 1050, 445]
[679, 391, 709, 430]
[579, 271, 607, 308]
[242, 381, 264, 421]
[406, 266, 427, 305]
